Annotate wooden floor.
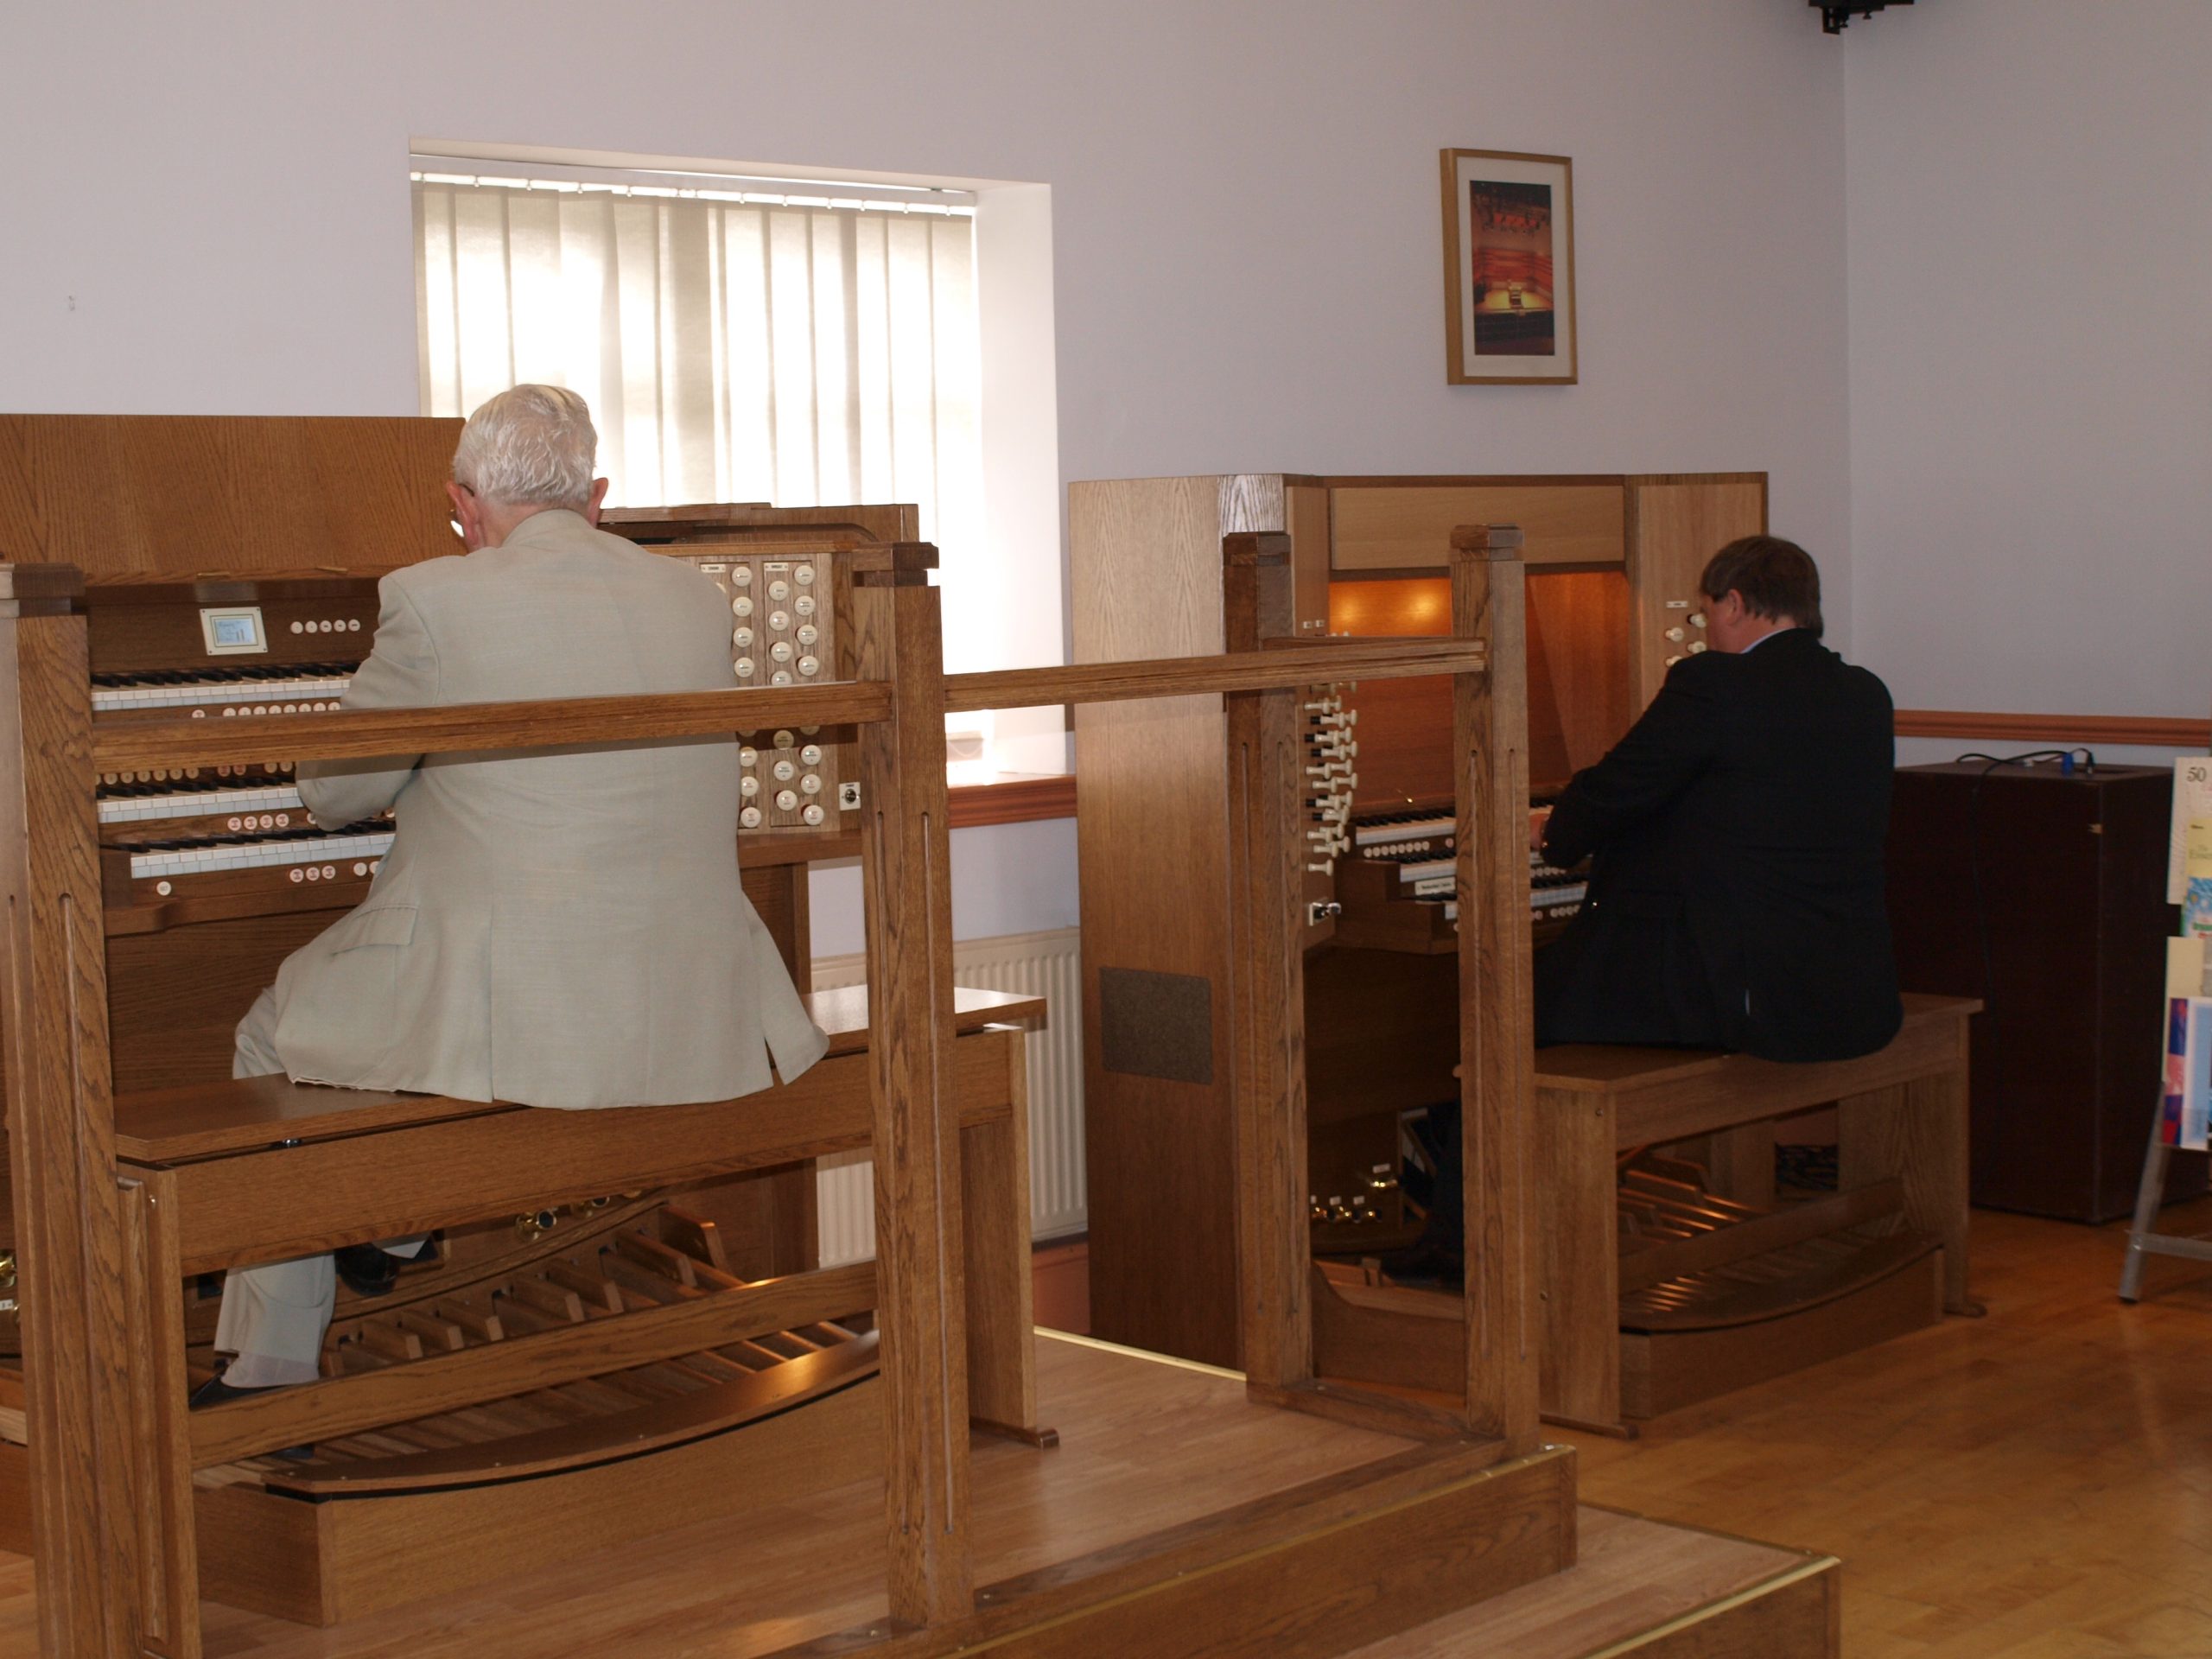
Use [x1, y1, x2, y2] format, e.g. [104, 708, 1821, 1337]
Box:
[0, 1205, 2200, 1655]
[1342, 1504, 1826, 1656]
[1571, 1200, 2212, 1657]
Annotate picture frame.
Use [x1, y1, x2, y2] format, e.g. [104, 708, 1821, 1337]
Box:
[1440, 149, 1577, 385]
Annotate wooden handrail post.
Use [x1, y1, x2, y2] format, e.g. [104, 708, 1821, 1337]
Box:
[1449, 526, 1541, 1454]
[852, 565, 975, 1625]
[0, 565, 156, 1656]
[1221, 532, 1313, 1389]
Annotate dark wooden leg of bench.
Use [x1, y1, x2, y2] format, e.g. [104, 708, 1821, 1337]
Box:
[123, 1169, 202, 1657]
[1537, 1085, 1621, 1428]
[1837, 1057, 1975, 1316]
[963, 1030, 1045, 1443]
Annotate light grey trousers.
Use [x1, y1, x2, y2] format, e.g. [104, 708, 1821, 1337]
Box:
[211, 988, 426, 1387]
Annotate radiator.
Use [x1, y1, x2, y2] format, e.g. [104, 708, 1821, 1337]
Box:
[810, 926, 1084, 1268]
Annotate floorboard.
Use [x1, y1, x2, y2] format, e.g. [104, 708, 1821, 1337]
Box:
[0, 1206, 2196, 1655]
[1572, 1201, 2212, 1657]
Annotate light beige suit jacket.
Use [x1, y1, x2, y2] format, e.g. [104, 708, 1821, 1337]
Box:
[269, 509, 830, 1109]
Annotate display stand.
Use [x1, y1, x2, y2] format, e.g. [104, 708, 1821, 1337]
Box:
[2118, 1129, 2212, 1302]
[2119, 753, 2212, 1303]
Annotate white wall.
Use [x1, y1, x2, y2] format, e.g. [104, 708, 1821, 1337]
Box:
[3, 1, 1859, 937]
[1845, 1, 2212, 757]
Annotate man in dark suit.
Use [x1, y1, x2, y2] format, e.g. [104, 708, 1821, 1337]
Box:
[1533, 536, 1901, 1062]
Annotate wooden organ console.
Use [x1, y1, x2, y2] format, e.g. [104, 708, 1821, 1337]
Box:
[0, 416, 1046, 1635]
[1074, 470, 1961, 1428]
[1071, 469, 1766, 1367]
[0, 429, 1842, 1654]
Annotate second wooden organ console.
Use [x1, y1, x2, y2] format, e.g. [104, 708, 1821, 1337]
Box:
[1070, 470, 1765, 1366]
[0, 416, 1046, 1630]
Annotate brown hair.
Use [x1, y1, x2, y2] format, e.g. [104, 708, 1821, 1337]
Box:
[1699, 535, 1822, 637]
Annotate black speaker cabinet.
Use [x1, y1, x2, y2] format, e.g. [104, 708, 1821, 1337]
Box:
[1886, 761, 2195, 1222]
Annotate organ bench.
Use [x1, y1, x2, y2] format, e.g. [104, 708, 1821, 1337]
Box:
[1313, 992, 1980, 1433]
[33, 983, 1039, 1629]
[1534, 990, 1981, 1428]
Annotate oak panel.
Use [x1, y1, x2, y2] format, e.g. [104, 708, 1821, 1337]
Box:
[1332, 485, 1624, 570]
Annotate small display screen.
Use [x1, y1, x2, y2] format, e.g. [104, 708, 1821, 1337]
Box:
[200, 607, 268, 655]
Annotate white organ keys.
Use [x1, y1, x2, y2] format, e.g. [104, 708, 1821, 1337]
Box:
[98, 781, 304, 825]
[92, 669, 351, 714]
[124, 824, 392, 880]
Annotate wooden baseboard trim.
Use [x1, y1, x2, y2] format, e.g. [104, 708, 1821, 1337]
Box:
[948, 773, 1077, 828]
[1894, 709, 2208, 749]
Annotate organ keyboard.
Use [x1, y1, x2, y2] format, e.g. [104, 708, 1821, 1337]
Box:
[97, 774, 304, 826]
[1332, 804, 1588, 949]
[92, 664, 353, 714]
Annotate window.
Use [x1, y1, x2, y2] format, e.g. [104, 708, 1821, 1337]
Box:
[413, 159, 980, 604]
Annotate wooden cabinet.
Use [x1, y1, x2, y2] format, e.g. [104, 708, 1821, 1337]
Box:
[1887, 762, 2191, 1222]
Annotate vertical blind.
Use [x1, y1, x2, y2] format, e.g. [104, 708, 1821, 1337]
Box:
[412, 178, 980, 563]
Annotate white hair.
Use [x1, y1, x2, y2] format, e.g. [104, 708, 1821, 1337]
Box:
[452, 385, 598, 508]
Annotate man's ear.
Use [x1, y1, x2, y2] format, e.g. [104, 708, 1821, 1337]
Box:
[445, 481, 480, 550]
[583, 476, 611, 526]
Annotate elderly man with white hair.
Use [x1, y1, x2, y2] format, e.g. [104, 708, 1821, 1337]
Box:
[196, 385, 828, 1406]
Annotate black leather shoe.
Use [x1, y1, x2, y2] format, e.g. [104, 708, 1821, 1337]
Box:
[188, 1373, 269, 1409]
[188, 1374, 314, 1459]
[334, 1243, 401, 1297]
[335, 1236, 441, 1298]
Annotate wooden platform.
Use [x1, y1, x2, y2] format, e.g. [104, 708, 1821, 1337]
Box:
[1345, 1507, 1836, 1658]
[0, 1332, 1832, 1657]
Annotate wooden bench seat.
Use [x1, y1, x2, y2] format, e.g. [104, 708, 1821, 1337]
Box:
[115, 983, 1043, 1164]
[1535, 990, 1980, 1428]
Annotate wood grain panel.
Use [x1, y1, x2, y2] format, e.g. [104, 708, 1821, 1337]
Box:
[105, 908, 345, 1093]
[1449, 531, 1541, 1453]
[852, 571, 974, 1623]
[1618, 1251, 1944, 1421]
[944, 638, 1485, 715]
[195, 1375, 881, 1627]
[1892, 709, 2211, 747]
[156, 1035, 1019, 1270]
[1332, 485, 1624, 570]
[1224, 550, 1310, 1392]
[0, 595, 143, 1657]
[0, 416, 464, 575]
[1070, 476, 1252, 1367]
[963, 1031, 1039, 1438]
[92, 678, 892, 773]
[946, 774, 1075, 827]
[1624, 479, 1767, 712]
[1332, 569, 1630, 805]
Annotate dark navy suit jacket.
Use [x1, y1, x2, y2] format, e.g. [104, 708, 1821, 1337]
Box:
[1535, 627, 1902, 1062]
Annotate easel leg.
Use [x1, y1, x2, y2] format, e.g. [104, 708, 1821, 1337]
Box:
[2120, 1118, 2176, 1305]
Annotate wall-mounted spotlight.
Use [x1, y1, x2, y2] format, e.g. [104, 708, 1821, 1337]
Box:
[1812, 1, 1914, 33]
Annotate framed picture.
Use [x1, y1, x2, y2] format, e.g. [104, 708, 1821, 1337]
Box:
[1440, 149, 1576, 385]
